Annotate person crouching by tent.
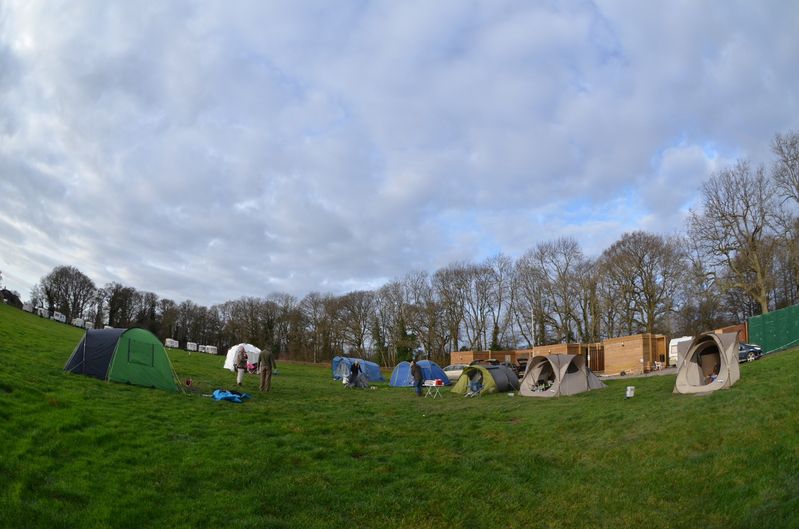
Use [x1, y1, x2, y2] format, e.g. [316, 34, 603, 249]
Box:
[258, 348, 277, 392]
[346, 362, 368, 388]
[350, 361, 361, 382]
[411, 359, 423, 396]
[235, 345, 248, 387]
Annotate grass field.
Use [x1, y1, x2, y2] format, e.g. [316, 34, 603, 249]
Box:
[1, 302, 798, 529]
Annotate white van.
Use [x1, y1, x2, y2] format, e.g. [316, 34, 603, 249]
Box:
[668, 336, 694, 368]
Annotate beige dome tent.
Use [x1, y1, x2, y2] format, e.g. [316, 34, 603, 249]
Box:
[519, 354, 606, 397]
[674, 332, 740, 394]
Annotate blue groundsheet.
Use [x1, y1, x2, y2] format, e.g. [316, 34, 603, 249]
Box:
[212, 389, 250, 403]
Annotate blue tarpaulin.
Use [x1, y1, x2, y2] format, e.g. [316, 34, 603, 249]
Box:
[212, 389, 250, 403]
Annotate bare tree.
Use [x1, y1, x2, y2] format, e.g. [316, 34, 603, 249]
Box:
[512, 249, 549, 346]
[433, 264, 466, 352]
[404, 271, 448, 364]
[533, 237, 584, 343]
[674, 243, 726, 336]
[772, 130, 799, 205]
[600, 232, 685, 335]
[36, 266, 97, 321]
[572, 259, 601, 343]
[105, 282, 138, 327]
[338, 290, 375, 355]
[300, 292, 327, 363]
[157, 298, 179, 340]
[688, 161, 780, 314]
[454, 263, 493, 351]
[485, 254, 514, 350]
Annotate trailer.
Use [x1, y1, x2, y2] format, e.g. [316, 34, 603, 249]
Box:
[668, 336, 693, 369]
[23, 303, 33, 313]
[186, 342, 198, 352]
[205, 345, 218, 355]
[72, 318, 85, 327]
[51, 311, 66, 323]
[164, 338, 179, 348]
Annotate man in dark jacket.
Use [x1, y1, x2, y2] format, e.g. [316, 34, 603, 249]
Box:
[411, 359, 423, 396]
[258, 348, 277, 392]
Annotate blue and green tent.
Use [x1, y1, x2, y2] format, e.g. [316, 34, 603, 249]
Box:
[65, 328, 180, 392]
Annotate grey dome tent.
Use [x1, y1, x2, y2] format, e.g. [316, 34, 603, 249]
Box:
[674, 332, 740, 394]
[519, 354, 606, 397]
[450, 364, 519, 396]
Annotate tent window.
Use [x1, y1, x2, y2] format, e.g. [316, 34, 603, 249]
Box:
[566, 362, 579, 374]
[127, 339, 155, 367]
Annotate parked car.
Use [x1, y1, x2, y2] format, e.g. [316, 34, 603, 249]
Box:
[469, 358, 500, 366]
[443, 363, 467, 383]
[738, 343, 763, 363]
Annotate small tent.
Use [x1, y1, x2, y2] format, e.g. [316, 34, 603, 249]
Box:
[64, 328, 179, 392]
[224, 343, 261, 372]
[451, 365, 520, 396]
[332, 356, 385, 381]
[519, 354, 606, 397]
[674, 332, 740, 394]
[389, 360, 451, 387]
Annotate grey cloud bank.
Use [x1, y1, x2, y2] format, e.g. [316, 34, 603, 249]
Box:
[1, 1, 798, 305]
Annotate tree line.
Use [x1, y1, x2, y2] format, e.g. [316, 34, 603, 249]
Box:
[28, 131, 799, 366]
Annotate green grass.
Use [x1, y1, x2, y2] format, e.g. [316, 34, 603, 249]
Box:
[1, 302, 798, 529]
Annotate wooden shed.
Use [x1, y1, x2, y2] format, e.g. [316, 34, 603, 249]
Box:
[602, 333, 666, 375]
[714, 323, 748, 343]
[452, 343, 605, 373]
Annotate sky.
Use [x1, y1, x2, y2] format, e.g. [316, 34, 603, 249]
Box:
[1, 1, 798, 306]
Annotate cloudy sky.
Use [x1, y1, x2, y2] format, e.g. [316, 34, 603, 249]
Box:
[1, 1, 797, 306]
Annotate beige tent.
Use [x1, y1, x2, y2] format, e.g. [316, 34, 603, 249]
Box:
[673, 332, 740, 394]
[519, 354, 606, 397]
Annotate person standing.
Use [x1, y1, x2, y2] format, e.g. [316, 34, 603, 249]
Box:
[258, 348, 277, 392]
[411, 358, 423, 397]
[235, 345, 248, 387]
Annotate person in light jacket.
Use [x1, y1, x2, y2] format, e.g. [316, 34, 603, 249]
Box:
[235, 346, 248, 386]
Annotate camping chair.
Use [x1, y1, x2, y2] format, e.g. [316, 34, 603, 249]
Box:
[466, 378, 482, 397]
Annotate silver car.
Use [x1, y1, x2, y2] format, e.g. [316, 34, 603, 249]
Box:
[443, 363, 467, 383]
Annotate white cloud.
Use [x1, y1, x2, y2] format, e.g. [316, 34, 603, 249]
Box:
[1, 0, 798, 304]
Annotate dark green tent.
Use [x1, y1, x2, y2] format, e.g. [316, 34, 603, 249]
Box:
[65, 328, 179, 392]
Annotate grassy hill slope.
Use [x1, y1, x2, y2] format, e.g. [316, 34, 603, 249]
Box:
[1, 303, 797, 529]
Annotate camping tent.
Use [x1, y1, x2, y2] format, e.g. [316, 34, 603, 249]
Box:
[224, 343, 261, 372]
[450, 365, 520, 396]
[519, 354, 606, 397]
[674, 332, 740, 394]
[332, 356, 385, 381]
[64, 328, 179, 392]
[389, 360, 451, 387]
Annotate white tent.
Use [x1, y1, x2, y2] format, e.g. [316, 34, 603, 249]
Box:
[224, 343, 262, 372]
[674, 332, 740, 394]
[519, 354, 606, 397]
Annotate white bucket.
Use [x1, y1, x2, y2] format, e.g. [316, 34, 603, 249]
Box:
[625, 386, 635, 398]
